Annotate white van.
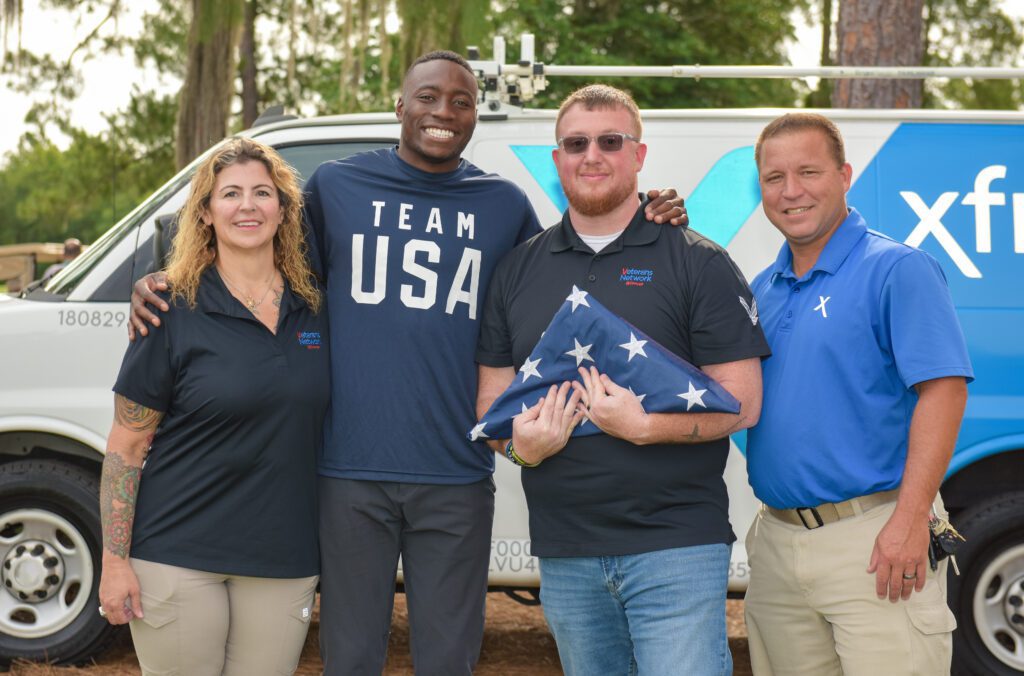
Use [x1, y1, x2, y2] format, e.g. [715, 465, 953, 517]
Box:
[1, 92, 1022, 674]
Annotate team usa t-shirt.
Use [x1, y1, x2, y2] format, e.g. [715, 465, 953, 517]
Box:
[304, 148, 542, 484]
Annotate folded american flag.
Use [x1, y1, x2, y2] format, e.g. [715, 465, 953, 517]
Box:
[469, 286, 740, 441]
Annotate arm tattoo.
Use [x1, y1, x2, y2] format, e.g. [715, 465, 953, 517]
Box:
[683, 423, 702, 442]
[681, 416, 746, 443]
[114, 395, 162, 432]
[100, 451, 142, 559]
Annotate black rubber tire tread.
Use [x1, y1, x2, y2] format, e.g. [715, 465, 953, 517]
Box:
[948, 490, 1024, 676]
[0, 458, 122, 666]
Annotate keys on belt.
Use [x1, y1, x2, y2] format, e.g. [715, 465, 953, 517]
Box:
[766, 489, 900, 530]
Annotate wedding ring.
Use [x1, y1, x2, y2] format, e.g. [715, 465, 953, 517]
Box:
[902, 572, 917, 580]
[98, 605, 107, 618]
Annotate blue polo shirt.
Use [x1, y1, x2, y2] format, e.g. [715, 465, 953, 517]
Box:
[746, 209, 973, 509]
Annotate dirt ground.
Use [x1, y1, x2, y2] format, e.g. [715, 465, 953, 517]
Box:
[7, 595, 752, 675]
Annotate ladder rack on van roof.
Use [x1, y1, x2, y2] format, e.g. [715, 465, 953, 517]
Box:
[467, 34, 1024, 106]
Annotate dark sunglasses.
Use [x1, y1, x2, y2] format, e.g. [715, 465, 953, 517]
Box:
[557, 132, 641, 155]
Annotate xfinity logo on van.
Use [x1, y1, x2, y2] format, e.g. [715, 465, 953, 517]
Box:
[849, 123, 1023, 306]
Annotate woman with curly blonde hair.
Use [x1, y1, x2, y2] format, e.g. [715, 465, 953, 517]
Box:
[98, 137, 329, 675]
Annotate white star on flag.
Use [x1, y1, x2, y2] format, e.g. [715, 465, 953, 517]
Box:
[565, 338, 595, 366]
[519, 356, 542, 382]
[629, 387, 647, 406]
[619, 332, 648, 361]
[678, 381, 708, 411]
[566, 285, 591, 312]
[469, 423, 489, 441]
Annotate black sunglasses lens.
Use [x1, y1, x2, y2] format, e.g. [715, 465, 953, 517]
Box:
[597, 134, 625, 152]
[563, 136, 589, 154]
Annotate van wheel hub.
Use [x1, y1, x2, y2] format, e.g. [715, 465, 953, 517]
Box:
[2, 539, 65, 603]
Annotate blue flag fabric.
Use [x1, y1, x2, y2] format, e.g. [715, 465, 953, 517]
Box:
[469, 286, 741, 442]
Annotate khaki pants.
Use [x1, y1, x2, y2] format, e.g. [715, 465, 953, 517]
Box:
[744, 499, 955, 676]
[128, 558, 318, 676]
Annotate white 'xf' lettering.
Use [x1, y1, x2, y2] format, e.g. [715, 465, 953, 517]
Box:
[900, 191, 982, 279]
[962, 165, 1006, 253]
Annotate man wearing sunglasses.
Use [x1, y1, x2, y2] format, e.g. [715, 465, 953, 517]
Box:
[476, 85, 769, 675]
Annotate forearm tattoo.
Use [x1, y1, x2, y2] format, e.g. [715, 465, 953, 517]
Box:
[683, 423, 702, 442]
[100, 451, 142, 559]
[103, 396, 161, 558]
[114, 395, 162, 432]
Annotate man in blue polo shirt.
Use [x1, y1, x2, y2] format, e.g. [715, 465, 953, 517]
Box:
[743, 112, 973, 675]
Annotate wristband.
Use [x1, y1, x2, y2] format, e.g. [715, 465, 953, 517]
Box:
[505, 440, 540, 468]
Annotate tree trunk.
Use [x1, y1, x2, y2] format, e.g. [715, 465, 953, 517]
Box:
[832, 0, 925, 108]
[339, 0, 354, 111]
[287, 0, 298, 102]
[240, 0, 258, 128]
[378, 0, 391, 101]
[175, 0, 244, 169]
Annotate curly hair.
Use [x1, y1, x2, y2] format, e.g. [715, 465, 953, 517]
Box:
[165, 137, 321, 313]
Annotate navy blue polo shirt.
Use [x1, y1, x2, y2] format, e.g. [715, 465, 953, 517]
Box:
[477, 202, 770, 557]
[746, 209, 973, 510]
[113, 267, 330, 578]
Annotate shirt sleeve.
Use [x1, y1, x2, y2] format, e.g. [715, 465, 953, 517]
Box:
[112, 298, 176, 412]
[476, 253, 516, 368]
[881, 250, 974, 388]
[302, 167, 328, 280]
[687, 249, 772, 366]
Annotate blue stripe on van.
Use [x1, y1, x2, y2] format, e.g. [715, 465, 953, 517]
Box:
[510, 145, 568, 213]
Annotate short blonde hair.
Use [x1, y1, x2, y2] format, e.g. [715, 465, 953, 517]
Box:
[166, 138, 320, 312]
[555, 85, 643, 139]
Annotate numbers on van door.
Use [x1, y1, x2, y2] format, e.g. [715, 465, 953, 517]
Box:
[57, 310, 126, 327]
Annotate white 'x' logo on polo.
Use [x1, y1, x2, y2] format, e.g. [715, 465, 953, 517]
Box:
[814, 296, 830, 318]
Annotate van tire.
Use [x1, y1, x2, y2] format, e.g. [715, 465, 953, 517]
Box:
[949, 491, 1024, 676]
[0, 459, 119, 665]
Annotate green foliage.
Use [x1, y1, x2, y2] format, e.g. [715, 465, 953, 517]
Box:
[923, 0, 1023, 109]
[0, 91, 176, 245]
[132, 0, 188, 78]
[495, 0, 810, 108]
[3, 0, 1022, 249]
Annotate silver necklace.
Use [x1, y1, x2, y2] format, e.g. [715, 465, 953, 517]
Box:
[219, 268, 277, 313]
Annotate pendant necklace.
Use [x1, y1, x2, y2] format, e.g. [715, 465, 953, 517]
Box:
[219, 269, 277, 313]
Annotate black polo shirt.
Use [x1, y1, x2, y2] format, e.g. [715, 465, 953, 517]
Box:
[477, 202, 770, 557]
[113, 267, 329, 577]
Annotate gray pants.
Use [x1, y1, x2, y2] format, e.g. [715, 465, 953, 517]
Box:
[128, 558, 318, 676]
[318, 477, 494, 676]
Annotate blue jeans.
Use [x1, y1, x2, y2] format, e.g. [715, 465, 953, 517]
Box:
[539, 543, 732, 676]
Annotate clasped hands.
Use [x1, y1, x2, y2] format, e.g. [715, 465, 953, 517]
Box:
[510, 367, 648, 465]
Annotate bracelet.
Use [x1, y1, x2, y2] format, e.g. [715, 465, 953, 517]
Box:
[505, 440, 540, 468]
